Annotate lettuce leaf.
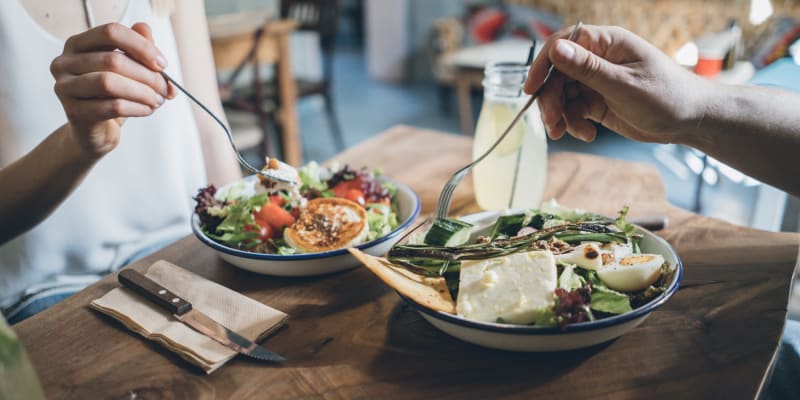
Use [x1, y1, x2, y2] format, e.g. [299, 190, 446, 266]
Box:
[590, 286, 633, 314]
[534, 308, 557, 327]
[298, 161, 328, 192]
[615, 206, 636, 237]
[365, 203, 398, 241]
[217, 181, 251, 202]
[277, 246, 297, 255]
[206, 194, 270, 248]
[614, 205, 641, 253]
[558, 264, 586, 291]
[579, 269, 633, 314]
[537, 199, 605, 222]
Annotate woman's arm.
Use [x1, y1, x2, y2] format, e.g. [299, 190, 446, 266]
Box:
[0, 125, 95, 244]
[170, 0, 241, 187]
[0, 23, 171, 244]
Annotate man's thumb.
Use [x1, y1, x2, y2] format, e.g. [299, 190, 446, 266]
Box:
[549, 39, 618, 94]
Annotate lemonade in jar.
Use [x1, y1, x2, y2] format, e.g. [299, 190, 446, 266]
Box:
[472, 61, 547, 210]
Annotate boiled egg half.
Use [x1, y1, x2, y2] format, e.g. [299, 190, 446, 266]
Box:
[597, 254, 665, 292]
[555, 243, 603, 270]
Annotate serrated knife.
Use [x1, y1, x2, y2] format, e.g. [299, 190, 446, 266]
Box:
[118, 269, 285, 362]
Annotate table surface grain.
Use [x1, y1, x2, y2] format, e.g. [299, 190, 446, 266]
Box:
[14, 126, 799, 400]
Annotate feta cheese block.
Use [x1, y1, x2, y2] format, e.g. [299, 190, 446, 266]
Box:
[456, 251, 557, 324]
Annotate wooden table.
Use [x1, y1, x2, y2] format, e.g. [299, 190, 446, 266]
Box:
[208, 13, 302, 166]
[13, 126, 799, 399]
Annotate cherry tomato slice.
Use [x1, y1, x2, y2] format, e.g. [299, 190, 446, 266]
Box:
[255, 203, 296, 230]
[331, 179, 362, 199]
[269, 194, 285, 207]
[244, 222, 273, 242]
[345, 188, 366, 206]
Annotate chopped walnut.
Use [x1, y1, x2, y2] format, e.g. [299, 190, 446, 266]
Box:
[475, 235, 491, 244]
[530, 237, 573, 254]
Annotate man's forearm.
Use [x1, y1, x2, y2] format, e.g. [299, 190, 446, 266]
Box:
[684, 84, 800, 197]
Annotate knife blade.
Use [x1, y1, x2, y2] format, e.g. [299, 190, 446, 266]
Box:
[117, 269, 285, 362]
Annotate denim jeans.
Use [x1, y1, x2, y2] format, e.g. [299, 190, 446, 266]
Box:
[7, 291, 75, 325]
[6, 238, 173, 325]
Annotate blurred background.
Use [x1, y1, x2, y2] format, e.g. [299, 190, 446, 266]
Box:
[203, 0, 800, 232]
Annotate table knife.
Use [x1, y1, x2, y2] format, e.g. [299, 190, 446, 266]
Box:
[118, 269, 285, 362]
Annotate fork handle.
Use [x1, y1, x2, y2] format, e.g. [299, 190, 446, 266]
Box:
[162, 72, 259, 176]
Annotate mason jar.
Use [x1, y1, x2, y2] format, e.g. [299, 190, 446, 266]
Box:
[472, 61, 547, 210]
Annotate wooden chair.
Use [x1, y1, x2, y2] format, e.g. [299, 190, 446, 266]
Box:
[280, 0, 345, 151]
[216, 21, 277, 161]
[209, 13, 303, 165]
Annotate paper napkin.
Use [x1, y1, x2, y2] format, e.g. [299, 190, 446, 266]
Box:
[90, 260, 287, 373]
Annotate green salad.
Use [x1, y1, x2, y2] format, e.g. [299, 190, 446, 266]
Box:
[388, 201, 675, 328]
[195, 162, 399, 254]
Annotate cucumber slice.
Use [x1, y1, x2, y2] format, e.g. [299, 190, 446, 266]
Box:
[424, 218, 474, 246]
[530, 213, 558, 229]
[490, 213, 527, 238]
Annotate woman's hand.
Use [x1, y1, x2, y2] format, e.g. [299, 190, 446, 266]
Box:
[525, 24, 711, 144]
[50, 22, 174, 159]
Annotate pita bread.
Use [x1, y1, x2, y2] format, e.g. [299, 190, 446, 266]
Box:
[348, 248, 456, 314]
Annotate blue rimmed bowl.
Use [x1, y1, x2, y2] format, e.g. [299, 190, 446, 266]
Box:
[192, 176, 421, 277]
[398, 210, 682, 352]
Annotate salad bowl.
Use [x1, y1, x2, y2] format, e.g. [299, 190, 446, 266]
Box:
[192, 175, 421, 277]
[371, 209, 682, 352]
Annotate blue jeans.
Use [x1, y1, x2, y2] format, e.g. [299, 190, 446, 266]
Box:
[6, 238, 172, 325]
[7, 291, 75, 325]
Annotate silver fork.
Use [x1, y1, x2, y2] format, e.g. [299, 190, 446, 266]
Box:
[432, 22, 583, 221]
[161, 72, 297, 185]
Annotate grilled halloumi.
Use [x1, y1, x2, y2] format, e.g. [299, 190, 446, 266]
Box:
[284, 197, 369, 253]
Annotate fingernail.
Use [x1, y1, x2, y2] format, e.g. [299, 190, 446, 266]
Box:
[156, 94, 165, 106]
[555, 41, 575, 61]
[156, 53, 168, 69]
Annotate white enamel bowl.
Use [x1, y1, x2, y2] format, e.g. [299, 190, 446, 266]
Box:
[398, 210, 682, 352]
[192, 176, 420, 277]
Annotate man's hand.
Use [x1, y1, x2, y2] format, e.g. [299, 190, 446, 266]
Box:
[525, 24, 710, 144]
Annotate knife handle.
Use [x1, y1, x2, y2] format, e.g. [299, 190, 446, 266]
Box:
[118, 269, 192, 315]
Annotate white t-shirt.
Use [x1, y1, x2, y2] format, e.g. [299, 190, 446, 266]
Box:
[0, 0, 207, 307]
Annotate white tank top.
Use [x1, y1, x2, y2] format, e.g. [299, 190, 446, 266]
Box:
[0, 0, 207, 306]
